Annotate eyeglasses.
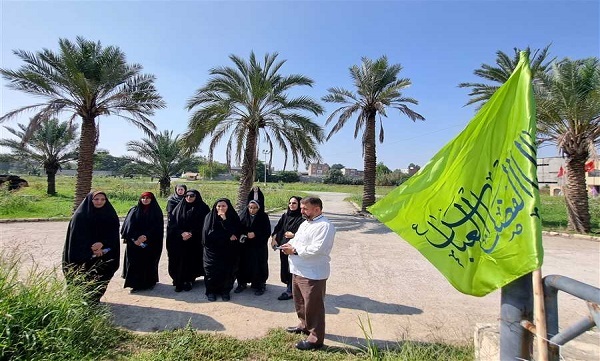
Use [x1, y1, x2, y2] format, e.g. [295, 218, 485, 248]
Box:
[185, 194, 196, 198]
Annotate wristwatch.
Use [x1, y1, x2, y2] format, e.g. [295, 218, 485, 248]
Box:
[293, 249, 298, 255]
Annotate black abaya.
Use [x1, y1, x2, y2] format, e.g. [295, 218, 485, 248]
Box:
[202, 198, 242, 296]
[63, 191, 120, 302]
[121, 193, 164, 290]
[166, 189, 210, 289]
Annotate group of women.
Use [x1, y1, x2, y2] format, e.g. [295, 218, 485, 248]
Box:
[62, 186, 305, 304]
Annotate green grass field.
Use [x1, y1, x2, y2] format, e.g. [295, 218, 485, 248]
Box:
[1, 175, 598, 233]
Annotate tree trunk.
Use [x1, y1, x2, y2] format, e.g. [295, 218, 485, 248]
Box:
[44, 160, 60, 195]
[564, 156, 591, 233]
[237, 130, 258, 211]
[362, 112, 377, 212]
[74, 118, 97, 210]
[159, 176, 170, 197]
[46, 169, 57, 195]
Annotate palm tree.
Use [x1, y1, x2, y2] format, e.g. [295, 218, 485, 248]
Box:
[459, 45, 553, 108]
[323, 56, 425, 211]
[0, 37, 165, 208]
[0, 118, 78, 195]
[536, 58, 600, 233]
[184, 52, 324, 210]
[126, 130, 195, 197]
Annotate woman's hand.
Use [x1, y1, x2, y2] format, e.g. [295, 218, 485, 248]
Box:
[270, 237, 278, 249]
[247, 231, 255, 239]
[284, 231, 295, 239]
[230, 235, 238, 241]
[92, 248, 104, 257]
[182, 232, 192, 241]
[91, 242, 103, 251]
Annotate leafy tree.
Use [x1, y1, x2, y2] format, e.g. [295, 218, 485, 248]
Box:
[0, 118, 78, 194]
[126, 130, 194, 197]
[376, 162, 391, 176]
[184, 52, 324, 209]
[198, 160, 229, 179]
[0, 37, 165, 208]
[330, 163, 345, 170]
[459, 45, 553, 108]
[323, 168, 348, 184]
[536, 58, 600, 233]
[323, 56, 424, 211]
[277, 170, 300, 183]
[93, 150, 132, 173]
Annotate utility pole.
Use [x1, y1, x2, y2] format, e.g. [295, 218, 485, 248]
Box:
[262, 149, 269, 186]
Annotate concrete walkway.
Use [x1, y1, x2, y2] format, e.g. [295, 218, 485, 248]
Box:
[1, 191, 598, 359]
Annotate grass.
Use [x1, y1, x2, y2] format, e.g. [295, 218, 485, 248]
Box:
[0, 252, 126, 361]
[0, 176, 358, 219]
[0, 252, 474, 361]
[1, 175, 598, 233]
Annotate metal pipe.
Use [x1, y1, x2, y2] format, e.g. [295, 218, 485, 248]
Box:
[543, 275, 600, 304]
[549, 316, 596, 346]
[500, 273, 533, 360]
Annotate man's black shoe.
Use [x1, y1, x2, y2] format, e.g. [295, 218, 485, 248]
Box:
[295, 340, 323, 351]
[207, 294, 217, 302]
[234, 284, 246, 293]
[285, 326, 309, 335]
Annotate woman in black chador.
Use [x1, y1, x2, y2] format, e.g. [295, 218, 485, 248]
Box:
[62, 191, 120, 303]
[270, 196, 304, 300]
[202, 198, 242, 302]
[235, 195, 271, 296]
[166, 189, 210, 292]
[121, 191, 164, 292]
[166, 184, 187, 217]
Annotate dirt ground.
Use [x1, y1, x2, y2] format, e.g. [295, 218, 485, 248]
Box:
[1, 192, 598, 357]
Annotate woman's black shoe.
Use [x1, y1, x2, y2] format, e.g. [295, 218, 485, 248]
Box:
[222, 293, 231, 301]
[207, 294, 217, 302]
[175, 285, 183, 292]
[234, 284, 246, 293]
[183, 282, 192, 291]
[278, 292, 293, 300]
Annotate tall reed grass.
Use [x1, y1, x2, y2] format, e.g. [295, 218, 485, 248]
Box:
[0, 253, 125, 360]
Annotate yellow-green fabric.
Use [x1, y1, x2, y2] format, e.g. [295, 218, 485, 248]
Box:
[369, 52, 543, 296]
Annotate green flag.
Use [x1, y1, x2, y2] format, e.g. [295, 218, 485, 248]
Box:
[369, 52, 543, 296]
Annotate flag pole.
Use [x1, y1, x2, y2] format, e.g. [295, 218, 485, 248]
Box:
[533, 268, 549, 360]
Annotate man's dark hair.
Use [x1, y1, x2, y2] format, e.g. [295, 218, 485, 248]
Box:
[300, 196, 322, 209]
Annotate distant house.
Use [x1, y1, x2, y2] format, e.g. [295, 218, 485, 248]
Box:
[183, 172, 199, 180]
[341, 168, 363, 179]
[537, 156, 599, 196]
[307, 163, 330, 177]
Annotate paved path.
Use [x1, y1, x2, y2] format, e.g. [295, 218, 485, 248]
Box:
[1, 191, 598, 358]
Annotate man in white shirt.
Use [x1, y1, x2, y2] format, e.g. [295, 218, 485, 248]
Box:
[280, 196, 335, 350]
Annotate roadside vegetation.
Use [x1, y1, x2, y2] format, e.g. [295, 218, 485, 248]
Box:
[1, 251, 473, 361]
[1, 175, 598, 234]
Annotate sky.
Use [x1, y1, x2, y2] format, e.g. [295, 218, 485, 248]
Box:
[1, 0, 598, 172]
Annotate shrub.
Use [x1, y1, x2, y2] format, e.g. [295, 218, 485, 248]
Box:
[0, 253, 125, 360]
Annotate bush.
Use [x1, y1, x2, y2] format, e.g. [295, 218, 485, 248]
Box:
[0, 253, 125, 360]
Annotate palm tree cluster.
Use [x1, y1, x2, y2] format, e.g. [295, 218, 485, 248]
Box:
[126, 130, 194, 197]
[2, 37, 598, 234]
[183, 52, 324, 209]
[0, 118, 78, 195]
[460, 46, 600, 233]
[0, 37, 165, 208]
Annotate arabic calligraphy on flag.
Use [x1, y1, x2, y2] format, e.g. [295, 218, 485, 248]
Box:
[369, 52, 543, 296]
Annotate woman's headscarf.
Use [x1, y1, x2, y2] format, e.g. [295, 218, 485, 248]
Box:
[166, 184, 187, 214]
[247, 186, 265, 210]
[171, 189, 210, 228]
[286, 196, 302, 217]
[121, 191, 163, 239]
[204, 198, 242, 234]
